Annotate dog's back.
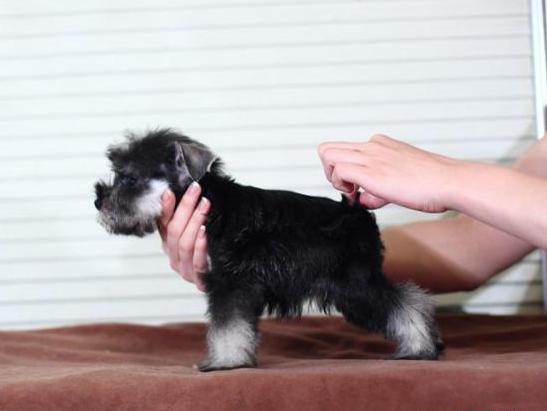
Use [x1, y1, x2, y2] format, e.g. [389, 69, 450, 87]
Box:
[200, 172, 383, 294]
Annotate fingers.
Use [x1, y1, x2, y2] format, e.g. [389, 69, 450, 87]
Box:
[319, 148, 369, 182]
[193, 226, 209, 292]
[318, 136, 399, 183]
[317, 141, 364, 157]
[165, 182, 202, 269]
[331, 162, 390, 208]
[317, 134, 400, 160]
[177, 197, 210, 283]
[159, 182, 212, 293]
[369, 133, 400, 148]
[159, 190, 176, 242]
[331, 163, 368, 193]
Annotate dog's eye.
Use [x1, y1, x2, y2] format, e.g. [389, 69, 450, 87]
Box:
[119, 174, 138, 186]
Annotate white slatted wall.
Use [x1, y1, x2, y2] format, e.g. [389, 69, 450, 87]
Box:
[0, 0, 542, 329]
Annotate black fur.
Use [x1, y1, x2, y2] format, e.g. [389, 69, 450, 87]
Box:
[95, 129, 443, 371]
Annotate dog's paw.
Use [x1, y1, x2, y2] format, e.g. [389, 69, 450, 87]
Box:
[195, 358, 257, 372]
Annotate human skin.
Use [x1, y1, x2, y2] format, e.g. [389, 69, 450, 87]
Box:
[319, 135, 547, 292]
[159, 182, 209, 291]
[160, 135, 547, 293]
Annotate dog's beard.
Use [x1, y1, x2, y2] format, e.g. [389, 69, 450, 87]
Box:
[97, 179, 169, 237]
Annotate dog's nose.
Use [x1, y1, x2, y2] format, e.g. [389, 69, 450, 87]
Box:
[94, 198, 102, 210]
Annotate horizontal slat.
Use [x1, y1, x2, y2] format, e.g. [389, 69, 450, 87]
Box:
[1, 78, 534, 109]
[0, 256, 169, 281]
[0, 4, 529, 37]
[0, 0, 528, 21]
[0, 56, 532, 98]
[1, 117, 535, 144]
[0, 52, 531, 83]
[463, 304, 543, 315]
[4, 39, 526, 68]
[0, 38, 530, 74]
[487, 259, 543, 284]
[0, 277, 198, 303]
[0, 315, 206, 331]
[0, 296, 208, 325]
[2, 98, 530, 121]
[1, 87, 534, 118]
[0, 13, 530, 45]
[0, 237, 165, 261]
[0, 78, 534, 103]
[436, 283, 543, 306]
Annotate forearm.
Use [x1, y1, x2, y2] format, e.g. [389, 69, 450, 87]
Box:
[446, 162, 547, 250]
[382, 138, 546, 291]
[320, 134, 546, 291]
[382, 218, 477, 292]
[382, 215, 533, 293]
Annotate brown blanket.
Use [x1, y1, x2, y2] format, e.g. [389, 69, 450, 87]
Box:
[0, 315, 546, 411]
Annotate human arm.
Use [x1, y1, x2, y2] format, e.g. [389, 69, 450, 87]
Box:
[319, 135, 547, 292]
[319, 135, 547, 250]
[381, 215, 534, 292]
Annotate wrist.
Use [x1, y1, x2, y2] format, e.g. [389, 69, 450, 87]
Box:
[441, 158, 479, 212]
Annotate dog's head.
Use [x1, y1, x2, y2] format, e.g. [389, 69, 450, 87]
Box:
[94, 128, 218, 237]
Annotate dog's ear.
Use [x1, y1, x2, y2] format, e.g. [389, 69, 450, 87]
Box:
[106, 139, 132, 166]
[173, 141, 217, 181]
[106, 147, 121, 164]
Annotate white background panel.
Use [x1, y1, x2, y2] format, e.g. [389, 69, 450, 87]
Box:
[0, 0, 542, 329]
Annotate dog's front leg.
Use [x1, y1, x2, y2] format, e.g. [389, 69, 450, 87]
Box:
[198, 291, 261, 372]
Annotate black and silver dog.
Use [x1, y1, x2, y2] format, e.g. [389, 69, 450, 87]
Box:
[94, 129, 443, 371]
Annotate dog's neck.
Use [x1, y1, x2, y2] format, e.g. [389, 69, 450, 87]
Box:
[198, 172, 238, 210]
[194, 171, 239, 236]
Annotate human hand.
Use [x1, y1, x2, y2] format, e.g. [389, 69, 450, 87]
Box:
[159, 183, 210, 292]
[318, 134, 461, 213]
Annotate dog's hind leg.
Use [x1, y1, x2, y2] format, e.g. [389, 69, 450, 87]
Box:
[334, 262, 442, 360]
[198, 289, 262, 372]
[384, 282, 443, 360]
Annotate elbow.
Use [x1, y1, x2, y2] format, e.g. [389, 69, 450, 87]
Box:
[451, 268, 493, 292]
[456, 276, 484, 292]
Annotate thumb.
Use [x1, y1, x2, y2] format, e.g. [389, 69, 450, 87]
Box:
[159, 190, 176, 240]
[358, 191, 389, 209]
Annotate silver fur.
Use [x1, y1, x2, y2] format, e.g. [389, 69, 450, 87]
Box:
[387, 283, 437, 359]
[200, 316, 258, 370]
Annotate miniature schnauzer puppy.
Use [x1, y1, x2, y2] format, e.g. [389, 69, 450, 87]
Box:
[94, 129, 443, 371]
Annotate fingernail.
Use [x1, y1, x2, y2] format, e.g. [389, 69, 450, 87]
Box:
[189, 182, 200, 195]
[199, 197, 210, 212]
[199, 225, 206, 237]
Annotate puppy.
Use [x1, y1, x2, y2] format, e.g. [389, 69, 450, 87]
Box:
[94, 129, 443, 371]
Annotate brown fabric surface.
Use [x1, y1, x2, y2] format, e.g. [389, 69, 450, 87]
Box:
[0, 314, 546, 411]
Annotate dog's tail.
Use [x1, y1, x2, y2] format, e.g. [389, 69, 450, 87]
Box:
[340, 192, 359, 207]
[385, 282, 444, 360]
